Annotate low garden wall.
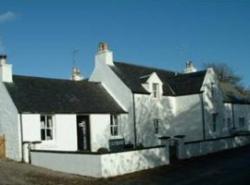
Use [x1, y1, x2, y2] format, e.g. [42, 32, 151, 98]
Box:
[178, 135, 250, 159]
[30, 145, 169, 178]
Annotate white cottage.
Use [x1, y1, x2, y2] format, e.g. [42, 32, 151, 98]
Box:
[90, 42, 250, 147]
[0, 54, 126, 162]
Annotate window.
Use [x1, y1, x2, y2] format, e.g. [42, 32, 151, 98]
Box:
[152, 83, 160, 98]
[227, 118, 232, 129]
[239, 117, 245, 128]
[110, 115, 119, 136]
[40, 115, 53, 141]
[212, 113, 217, 132]
[153, 119, 160, 134]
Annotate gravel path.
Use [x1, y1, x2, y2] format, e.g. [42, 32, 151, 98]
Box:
[1, 146, 250, 185]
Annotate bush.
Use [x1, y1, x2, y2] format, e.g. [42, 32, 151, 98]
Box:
[136, 143, 144, 149]
[97, 148, 109, 153]
[124, 143, 134, 149]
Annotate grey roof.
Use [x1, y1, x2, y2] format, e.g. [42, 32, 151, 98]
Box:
[167, 71, 207, 96]
[111, 62, 206, 96]
[4, 75, 126, 114]
[220, 82, 250, 104]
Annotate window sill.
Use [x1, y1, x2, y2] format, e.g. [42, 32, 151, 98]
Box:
[40, 140, 56, 145]
[110, 135, 124, 140]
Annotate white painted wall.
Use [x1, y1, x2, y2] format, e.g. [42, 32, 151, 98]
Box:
[22, 114, 41, 142]
[22, 113, 119, 155]
[101, 146, 169, 177]
[174, 94, 203, 141]
[179, 135, 250, 159]
[31, 145, 169, 178]
[0, 82, 21, 161]
[90, 59, 135, 145]
[90, 114, 111, 151]
[134, 94, 175, 146]
[22, 114, 77, 151]
[201, 68, 227, 139]
[233, 104, 250, 131]
[31, 152, 102, 177]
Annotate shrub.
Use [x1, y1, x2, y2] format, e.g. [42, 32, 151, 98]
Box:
[97, 148, 109, 153]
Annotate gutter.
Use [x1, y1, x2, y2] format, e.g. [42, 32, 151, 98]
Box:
[200, 92, 206, 140]
[132, 93, 137, 147]
[19, 113, 24, 162]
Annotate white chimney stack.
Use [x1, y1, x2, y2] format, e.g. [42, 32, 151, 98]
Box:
[95, 42, 113, 66]
[0, 55, 13, 83]
[184, 60, 197, 73]
[71, 67, 84, 81]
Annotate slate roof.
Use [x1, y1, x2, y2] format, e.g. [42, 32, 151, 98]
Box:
[111, 62, 206, 96]
[167, 71, 207, 96]
[4, 75, 126, 114]
[220, 82, 250, 104]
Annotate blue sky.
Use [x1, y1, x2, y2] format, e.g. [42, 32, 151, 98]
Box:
[1, 0, 250, 86]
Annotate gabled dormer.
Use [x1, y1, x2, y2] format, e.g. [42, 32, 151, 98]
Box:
[140, 72, 163, 99]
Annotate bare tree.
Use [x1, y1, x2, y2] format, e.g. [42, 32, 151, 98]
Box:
[204, 63, 242, 85]
[203, 63, 250, 96]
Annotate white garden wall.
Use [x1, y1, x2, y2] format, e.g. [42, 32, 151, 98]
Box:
[179, 135, 250, 159]
[31, 151, 102, 177]
[100, 146, 169, 177]
[31, 145, 169, 178]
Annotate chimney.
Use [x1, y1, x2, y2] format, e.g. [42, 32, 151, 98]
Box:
[184, 60, 197, 73]
[71, 67, 84, 81]
[0, 55, 13, 83]
[95, 42, 113, 66]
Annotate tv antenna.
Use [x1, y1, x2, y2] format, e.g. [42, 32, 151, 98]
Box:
[72, 48, 79, 67]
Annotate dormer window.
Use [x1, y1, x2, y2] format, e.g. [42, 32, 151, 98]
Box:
[152, 83, 160, 98]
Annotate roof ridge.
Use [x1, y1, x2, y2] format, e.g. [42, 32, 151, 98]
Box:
[169, 70, 207, 79]
[114, 61, 175, 74]
[12, 74, 90, 83]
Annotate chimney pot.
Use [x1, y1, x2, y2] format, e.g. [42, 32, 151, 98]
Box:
[98, 42, 108, 52]
[0, 54, 12, 83]
[95, 42, 114, 65]
[0, 55, 7, 65]
[184, 60, 197, 73]
[71, 67, 84, 81]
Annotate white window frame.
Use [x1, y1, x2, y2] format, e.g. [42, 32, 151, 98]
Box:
[152, 83, 160, 98]
[110, 115, 119, 136]
[40, 115, 54, 141]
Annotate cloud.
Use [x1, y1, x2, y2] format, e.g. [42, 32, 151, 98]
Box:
[0, 11, 17, 24]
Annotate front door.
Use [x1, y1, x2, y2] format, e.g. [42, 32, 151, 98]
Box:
[77, 115, 90, 151]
